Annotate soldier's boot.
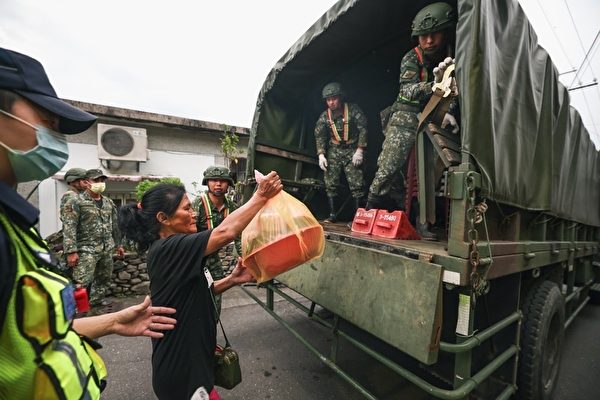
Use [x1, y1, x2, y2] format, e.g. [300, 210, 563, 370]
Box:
[365, 195, 384, 211]
[324, 197, 337, 223]
[417, 222, 438, 241]
[354, 196, 366, 211]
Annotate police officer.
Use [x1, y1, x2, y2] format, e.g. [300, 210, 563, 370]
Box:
[367, 2, 459, 238]
[314, 82, 368, 222]
[0, 47, 176, 400]
[63, 168, 124, 308]
[192, 166, 242, 313]
[60, 167, 87, 221]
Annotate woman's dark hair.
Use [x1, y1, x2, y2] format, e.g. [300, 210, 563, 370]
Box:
[119, 183, 186, 252]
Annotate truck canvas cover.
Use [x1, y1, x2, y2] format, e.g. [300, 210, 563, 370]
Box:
[249, 0, 600, 226]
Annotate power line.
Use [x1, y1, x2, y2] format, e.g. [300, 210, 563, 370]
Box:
[561, 0, 600, 141]
[564, 0, 598, 84]
[535, 0, 576, 70]
[559, 69, 577, 76]
[563, 0, 588, 56]
[530, 1, 599, 143]
[568, 81, 598, 91]
[569, 30, 600, 87]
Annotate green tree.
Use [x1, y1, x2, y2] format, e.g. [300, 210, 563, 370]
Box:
[135, 177, 183, 200]
[221, 125, 242, 165]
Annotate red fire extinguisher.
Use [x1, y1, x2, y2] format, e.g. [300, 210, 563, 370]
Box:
[74, 286, 90, 313]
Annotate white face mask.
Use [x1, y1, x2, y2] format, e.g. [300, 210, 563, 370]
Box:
[90, 182, 106, 194]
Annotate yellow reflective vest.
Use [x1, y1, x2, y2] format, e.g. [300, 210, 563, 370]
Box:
[0, 213, 107, 400]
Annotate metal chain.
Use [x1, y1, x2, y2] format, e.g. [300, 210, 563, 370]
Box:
[466, 173, 490, 296]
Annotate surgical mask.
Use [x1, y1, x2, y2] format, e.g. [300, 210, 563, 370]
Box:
[90, 182, 106, 194]
[0, 109, 68, 183]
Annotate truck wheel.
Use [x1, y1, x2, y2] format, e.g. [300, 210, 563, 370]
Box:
[518, 280, 565, 400]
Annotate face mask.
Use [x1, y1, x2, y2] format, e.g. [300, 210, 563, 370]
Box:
[90, 182, 106, 194]
[0, 109, 68, 183]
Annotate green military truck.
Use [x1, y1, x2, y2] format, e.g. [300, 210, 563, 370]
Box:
[241, 1, 600, 399]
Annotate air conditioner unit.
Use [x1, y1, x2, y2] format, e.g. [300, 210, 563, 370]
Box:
[97, 124, 148, 162]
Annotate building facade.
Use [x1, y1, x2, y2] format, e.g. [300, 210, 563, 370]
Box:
[20, 100, 249, 238]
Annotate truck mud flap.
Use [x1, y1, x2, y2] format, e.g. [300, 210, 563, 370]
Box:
[278, 240, 443, 364]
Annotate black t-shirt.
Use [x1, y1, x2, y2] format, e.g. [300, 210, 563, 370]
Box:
[148, 230, 217, 400]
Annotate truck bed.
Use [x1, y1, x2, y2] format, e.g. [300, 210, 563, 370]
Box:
[321, 221, 450, 262]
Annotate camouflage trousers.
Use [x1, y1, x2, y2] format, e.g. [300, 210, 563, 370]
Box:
[324, 144, 365, 198]
[72, 250, 114, 305]
[368, 109, 418, 201]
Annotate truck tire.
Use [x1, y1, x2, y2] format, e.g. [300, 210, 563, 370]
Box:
[518, 280, 565, 400]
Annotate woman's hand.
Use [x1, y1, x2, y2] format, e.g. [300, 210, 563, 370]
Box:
[213, 257, 255, 294]
[229, 257, 255, 285]
[255, 171, 283, 199]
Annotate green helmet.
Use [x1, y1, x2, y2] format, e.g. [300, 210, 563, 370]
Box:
[202, 166, 234, 186]
[64, 167, 87, 183]
[321, 82, 345, 99]
[411, 2, 456, 38]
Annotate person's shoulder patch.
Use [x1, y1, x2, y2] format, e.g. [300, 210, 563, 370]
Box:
[401, 70, 417, 80]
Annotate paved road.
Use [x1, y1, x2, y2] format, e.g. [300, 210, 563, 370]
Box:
[98, 287, 600, 399]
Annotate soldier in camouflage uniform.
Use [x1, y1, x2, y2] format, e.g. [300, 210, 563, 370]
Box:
[315, 82, 368, 222]
[192, 166, 241, 313]
[367, 2, 459, 238]
[63, 168, 124, 308]
[46, 167, 88, 277]
[60, 167, 87, 222]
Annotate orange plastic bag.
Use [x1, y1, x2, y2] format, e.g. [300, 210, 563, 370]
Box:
[242, 171, 324, 283]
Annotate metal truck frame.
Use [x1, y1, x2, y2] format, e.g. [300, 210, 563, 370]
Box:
[242, 1, 600, 399]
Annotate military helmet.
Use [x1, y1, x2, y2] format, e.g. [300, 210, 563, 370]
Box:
[202, 165, 234, 186]
[321, 82, 345, 99]
[411, 2, 456, 38]
[64, 167, 87, 183]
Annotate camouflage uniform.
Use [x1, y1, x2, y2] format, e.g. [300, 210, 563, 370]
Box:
[60, 167, 86, 223]
[59, 190, 80, 222]
[193, 191, 241, 313]
[368, 46, 457, 204]
[314, 102, 368, 198]
[62, 190, 121, 305]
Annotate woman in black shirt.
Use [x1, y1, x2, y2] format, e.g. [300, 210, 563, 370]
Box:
[119, 172, 282, 400]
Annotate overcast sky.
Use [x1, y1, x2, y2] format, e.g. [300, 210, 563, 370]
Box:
[1, 0, 598, 146]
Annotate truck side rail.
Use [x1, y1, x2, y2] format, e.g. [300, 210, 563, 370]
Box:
[243, 282, 521, 400]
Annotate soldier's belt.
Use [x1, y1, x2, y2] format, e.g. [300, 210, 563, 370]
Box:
[330, 138, 357, 146]
[392, 102, 420, 113]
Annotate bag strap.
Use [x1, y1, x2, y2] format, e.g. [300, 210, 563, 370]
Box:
[209, 286, 231, 347]
[201, 194, 213, 229]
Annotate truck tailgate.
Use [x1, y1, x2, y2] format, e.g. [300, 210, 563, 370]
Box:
[277, 236, 444, 364]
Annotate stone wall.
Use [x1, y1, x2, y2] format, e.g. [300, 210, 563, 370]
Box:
[109, 252, 150, 296]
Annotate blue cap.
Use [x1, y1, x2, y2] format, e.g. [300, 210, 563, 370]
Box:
[0, 47, 97, 134]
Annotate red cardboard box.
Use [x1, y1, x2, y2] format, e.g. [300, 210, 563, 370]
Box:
[351, 208, 378, 234]
[372, 210, 421, 240]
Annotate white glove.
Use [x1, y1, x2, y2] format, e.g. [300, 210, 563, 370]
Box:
[352, 148, 364, 167]
[433, 57, 455, 83]
[442, 113, 460, 134]
[318, 154, 328, 171]
[433, 67, 444, 83]
[449, 77, 459, 97]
